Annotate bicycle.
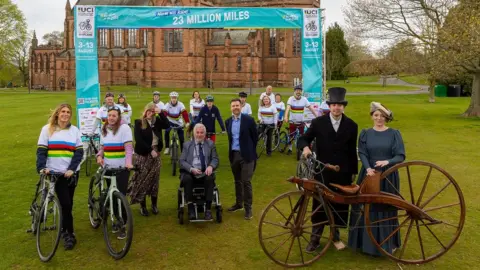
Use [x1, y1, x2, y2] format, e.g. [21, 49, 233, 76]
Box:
[257, 123, 276, 158]
[278, 122, 304, 161]
[27, 172, 65, 262]
[169, 125, 183, 176]
[258, 158, 466, 268]
[82, 133, 100, 176]
[88, 166, 136, 259]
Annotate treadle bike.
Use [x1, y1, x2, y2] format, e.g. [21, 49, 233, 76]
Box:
[27, 172, 66, 262]
[257, 123, 277, 158]
[87, 166, 137, 260]
[170, 125, 183, 176]
[82, 133, 100, 176]
[259, 157, 466, 268]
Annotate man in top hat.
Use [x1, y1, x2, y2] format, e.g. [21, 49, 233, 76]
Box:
[297, 87, 358, 252]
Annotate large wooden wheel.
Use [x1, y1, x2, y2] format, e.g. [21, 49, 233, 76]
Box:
[363, 161, 466, 264]
[259, 190, 334, 268]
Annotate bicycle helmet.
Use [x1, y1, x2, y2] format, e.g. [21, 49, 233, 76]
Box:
[169, 91, 179, 98]
[153, 91, 160, 96]
[205, 95, 214, 102]
[105, 92, 114, 98]
[239, 91, 248, 98]
[118, 93, 126, 98]
[294, 84, 303, 91]
[107, 105, 121, 115]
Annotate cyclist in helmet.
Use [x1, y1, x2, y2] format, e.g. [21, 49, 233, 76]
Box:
[191, 95, 225, 143]
[152, 91, 165, 111]
[283, 84, 318, 155]
[162, 91, 190, 154]
[117, 94, 132, 126]
[91, 92, 124, 134]
[238, 91, 252, 116]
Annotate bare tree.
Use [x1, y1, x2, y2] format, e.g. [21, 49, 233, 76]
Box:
[12, 31, 32, 87]
[344, 0, 457, 101]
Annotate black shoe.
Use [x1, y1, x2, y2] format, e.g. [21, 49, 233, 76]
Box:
[117, 227, 126, 240]
[267, 152, 272, 157]
[228, 204, 244, 212]
[305, 240, 319, 253]
[64, 233, 77, 250]
[188, 204, 196, 220]
[287, 150, 293, 155]
[151, 196, 159, 215]
[244, 208, 253, 220]
[204, 210, 213, 220]
[140, 201, 149, 216]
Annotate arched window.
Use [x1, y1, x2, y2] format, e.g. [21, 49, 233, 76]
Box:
[164, 29, 183, 52]
[292, 29, 301, 56]
[213, 54, 218, 71]
[114, 29, 123, 47]
[128, 29, 137, 47]
[39, 55, 44, 72]
[99, 29, 108, 47]
[236, 55, 242, 71]
[45, 55, 50, 74]
[269, 29, 277, 56]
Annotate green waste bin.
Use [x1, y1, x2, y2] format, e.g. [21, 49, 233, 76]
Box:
[435, 85, 447, 97]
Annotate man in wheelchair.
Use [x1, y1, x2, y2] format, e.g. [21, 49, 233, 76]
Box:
[179, 123, 219, 221]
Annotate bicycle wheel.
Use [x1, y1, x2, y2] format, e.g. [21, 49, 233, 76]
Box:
[271, 128, 281, 151]
[171, 141, 178, 176]
[36, 196, 62, 262]
[102, 191, 134, 260]
[88, 176, 102, 229]
[363, 161, 466, 264]
[257, 134, 266, 158]
[259, 190, 334, 268]
[278, 131, 289, 153]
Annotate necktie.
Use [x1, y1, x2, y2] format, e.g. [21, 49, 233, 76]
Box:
[198, 143, 206, 172]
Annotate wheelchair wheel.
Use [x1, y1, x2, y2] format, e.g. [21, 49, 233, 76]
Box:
[178, 209, 184, 225]
[216, 206, 223, 223]
[177, 189, 184, 225]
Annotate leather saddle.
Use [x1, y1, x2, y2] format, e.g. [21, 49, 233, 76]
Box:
[329, 171, 382, 195]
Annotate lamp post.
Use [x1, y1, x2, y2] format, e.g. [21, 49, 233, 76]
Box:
[249, 45, 253, 96]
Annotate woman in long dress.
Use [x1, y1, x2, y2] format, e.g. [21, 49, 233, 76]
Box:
[348, 102, 406, 256]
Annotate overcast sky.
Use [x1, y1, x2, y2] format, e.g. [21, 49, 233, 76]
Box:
[12, 0, 348, 43]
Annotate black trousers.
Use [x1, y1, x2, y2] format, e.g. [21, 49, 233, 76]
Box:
[165, 123, 185, 151]
[311, 198, 340, 242]
[55, 172, 79, 234]
[230, 152, 254, 209]
[183, 173, 215, 208]
[259, 124, 274, 154]
[106, 169, 130, 222]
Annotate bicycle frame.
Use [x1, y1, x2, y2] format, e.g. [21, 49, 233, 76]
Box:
[95, 167, 125, 222]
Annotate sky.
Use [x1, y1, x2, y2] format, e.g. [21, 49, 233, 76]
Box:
[12, 0, 348, 44]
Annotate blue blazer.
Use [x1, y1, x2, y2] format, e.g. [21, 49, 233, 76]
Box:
[225, 114, 258, 163]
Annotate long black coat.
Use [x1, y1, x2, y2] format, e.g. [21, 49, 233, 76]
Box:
[297, 113, 358, 227]
[133, 114, 170, 156]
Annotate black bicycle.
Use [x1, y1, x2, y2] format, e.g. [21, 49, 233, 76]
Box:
[82, 133, 100, 176]
[170, 126, 183, 176]
[257, 123, 276, 158]
[27, 172, 65, 262]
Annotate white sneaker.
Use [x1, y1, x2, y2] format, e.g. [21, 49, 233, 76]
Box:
[164, 148, 170, 155]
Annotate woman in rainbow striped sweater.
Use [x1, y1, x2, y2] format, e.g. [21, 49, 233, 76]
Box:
[95, 107, 133, 239]
[36, 103, 84, 250]
[257, 95, 278, 156]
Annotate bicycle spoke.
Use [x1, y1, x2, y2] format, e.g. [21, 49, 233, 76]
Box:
[419, 181, 451, 209]
[421, 219, 447, 250]
[297, 237, 305, 265]
[263, 230, 293, 240]
[415, 220, 426, 260]
[288, 196, 297, 222]
[272, 205, 293, 226]
[263, 220, 290, 229]
[284, 236, 295, 264]
[270, 234, 292, 256]
[424, 202, 460, 212]
[379, 217, 410, 246]
[370, 213, 408, 225]
[384, 176, 405, 200]
[406, 166, 415, 204]
[302, 221, 329, 229]
[416, 167, 432, 206]
[303, 201, 324, 225]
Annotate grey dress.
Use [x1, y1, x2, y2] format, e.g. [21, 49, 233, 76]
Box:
[348, 128, 406, 256]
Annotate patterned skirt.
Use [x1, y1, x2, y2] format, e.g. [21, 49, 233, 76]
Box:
[128, 153, 161, 204]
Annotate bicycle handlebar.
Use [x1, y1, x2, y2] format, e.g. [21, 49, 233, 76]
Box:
[303, 154, 340, 172]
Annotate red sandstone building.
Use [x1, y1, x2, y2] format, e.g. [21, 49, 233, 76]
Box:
[29, 0, 319, 90]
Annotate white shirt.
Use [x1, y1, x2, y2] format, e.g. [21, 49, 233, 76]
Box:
[117, 103, 132, 125]
[100, 124, 133, 168]
[96, 104, 125, 124]
[258, 105, 278, 125]
[241, 103, 252, 115]
[259, 92, 276, 106]
[286, 96, 311, 123]
[330, 113, 342, 132]
[190, 99, 205, 117]
[154, 101, 165, 111]
[163, 101, 188, 126]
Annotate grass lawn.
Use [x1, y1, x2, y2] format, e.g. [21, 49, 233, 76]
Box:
[334, 76, 380, 83]
[399, 74, 430, 85]
[0, 91, 478, 269]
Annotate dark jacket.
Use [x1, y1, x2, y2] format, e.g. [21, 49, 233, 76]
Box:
[133, 114, 170, 155]
[179, 139, 219, 174]
[225, 114, 258, 163]
[193, 105, 226, 133]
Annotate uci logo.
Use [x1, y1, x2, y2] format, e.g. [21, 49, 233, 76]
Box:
[304, 10, 318, 15]
[79, 7, 94, 13]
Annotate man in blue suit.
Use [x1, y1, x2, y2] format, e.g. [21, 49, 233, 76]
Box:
[225, 98, 258, 220]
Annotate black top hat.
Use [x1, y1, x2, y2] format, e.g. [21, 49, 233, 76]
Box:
[326, 87, 348, 106]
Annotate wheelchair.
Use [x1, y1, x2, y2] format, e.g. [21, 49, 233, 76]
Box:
[177, 173, 223, 224]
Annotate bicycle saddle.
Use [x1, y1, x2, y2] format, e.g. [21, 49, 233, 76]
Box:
[329, 183, 360, 195]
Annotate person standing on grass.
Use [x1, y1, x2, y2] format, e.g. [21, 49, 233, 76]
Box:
[191, 95, 226, 143]
[259, 85, 276, 107]
[274, 93, 285, 129]
[96, 107, 134, 240]
[348, 102, 405, 256]
[91, 92, 124, 134]
[298, 87, 358, 253]
[238, 91, 252, 116]
[117, 93, 132, 126]
[225, 98, 258, 220]
[189, 91, 205, 122]
[163, 91, 190, 155]
[128, 102, 170, 217]
[152, 91, 165, 111]
[257, 95, 278, 156]
[36, 103, 83, 250]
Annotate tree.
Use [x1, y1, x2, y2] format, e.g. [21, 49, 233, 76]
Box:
[325, 23, 350, 80]
[435, 0, 480, 116]
[42, 31, 64, 46]
[0, 0, 27, 81]
[11, 31, 32, 87]
[344, 0, 457, 101]
[344, 28, 373, 62]
[387, 38, 426, 75]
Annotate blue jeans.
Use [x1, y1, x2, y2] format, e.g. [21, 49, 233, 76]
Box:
[164, 123, 185, 151]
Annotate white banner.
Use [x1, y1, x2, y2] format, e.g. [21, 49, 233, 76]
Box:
[302, 8, 320, 38]
[78, 108, 98, 135]
[76, 6, 95, 39]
